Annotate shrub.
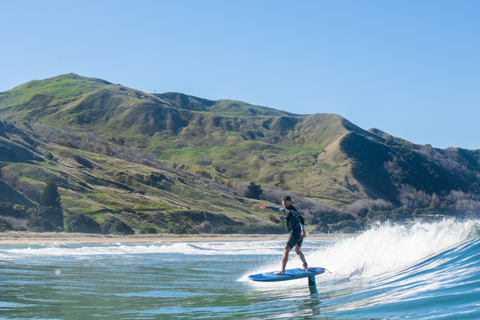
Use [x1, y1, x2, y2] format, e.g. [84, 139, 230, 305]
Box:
[139, 227, 158, 234]
[194, 169, 212, 179]
[28, 207, 64, 228]
[167, 224, 197, 234]
[27, 216, 57, 232]
[314, 221, 329, 233]
[245, 182, 263, 200]
[109, 220, 135, 235]
[0, 168, 41, 202]
[356, 208, 369, 219]
[15, 179, 40, 201]
[0, 218, 13, 232]
[0, 202, 27, 219]
[314, 211, 345, 224]
[100, 220, 115, 234]
[64, 213, 101, 233]
[342, 226, 356, 234]
[328, 220, 360, 232]
[122, 206, 135, 213]
[0, 167, 18, 186]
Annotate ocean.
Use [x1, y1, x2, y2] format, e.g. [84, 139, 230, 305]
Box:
[0, 219, 479, 319]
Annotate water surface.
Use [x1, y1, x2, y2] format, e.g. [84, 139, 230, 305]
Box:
[1, 219, 479, 319]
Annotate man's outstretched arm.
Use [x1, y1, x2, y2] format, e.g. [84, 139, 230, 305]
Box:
[260, 205, 281, 211]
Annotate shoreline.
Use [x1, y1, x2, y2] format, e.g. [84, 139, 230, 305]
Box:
[0, 231, 353, 246]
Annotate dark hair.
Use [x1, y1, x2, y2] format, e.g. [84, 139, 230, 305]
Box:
[282, 196, 292, 201]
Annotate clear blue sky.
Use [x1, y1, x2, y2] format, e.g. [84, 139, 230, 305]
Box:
[1, 0, 479, 149]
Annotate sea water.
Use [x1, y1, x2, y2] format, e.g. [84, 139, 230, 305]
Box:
[0, 219, 479, 319]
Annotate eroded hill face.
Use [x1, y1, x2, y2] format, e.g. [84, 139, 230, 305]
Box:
[2, 73, 480, 214]
[0, 121, 293, 233]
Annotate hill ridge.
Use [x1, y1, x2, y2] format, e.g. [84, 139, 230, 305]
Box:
[1, 74, 480, 217]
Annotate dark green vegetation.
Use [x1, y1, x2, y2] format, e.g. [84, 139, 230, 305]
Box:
[1, 74, 479, 234]
[64, 213, 101, 233]
[245, 182, 263, 200]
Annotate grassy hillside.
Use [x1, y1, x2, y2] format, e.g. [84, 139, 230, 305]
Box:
[0, 123, 296, 234]
[1, 74, 480, 235]
[0, 74, 367, 207]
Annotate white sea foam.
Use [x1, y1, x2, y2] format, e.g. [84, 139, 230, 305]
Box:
[306, 219, 479, 279]
[0, 239, 285, 258]
[241, 219, 480, 286]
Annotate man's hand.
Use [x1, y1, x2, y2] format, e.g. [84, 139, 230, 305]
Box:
[260, 205, 267, 210]
[301, 230, 307, 238]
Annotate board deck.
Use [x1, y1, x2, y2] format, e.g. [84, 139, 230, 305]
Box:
[248, 267, 325, 282]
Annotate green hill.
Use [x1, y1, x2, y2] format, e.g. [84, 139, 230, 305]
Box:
[0, 74, 364, 207]
[1, 74, 480, 234]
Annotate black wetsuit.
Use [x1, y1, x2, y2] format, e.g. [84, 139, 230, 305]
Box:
[268, 205, 305, 248]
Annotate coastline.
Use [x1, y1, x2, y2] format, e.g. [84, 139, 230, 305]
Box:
[0, 231, 353, 245]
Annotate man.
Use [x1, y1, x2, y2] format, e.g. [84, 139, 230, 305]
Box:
[260, 196, 308, 274]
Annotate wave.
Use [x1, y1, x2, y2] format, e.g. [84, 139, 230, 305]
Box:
[243, 218, 480, 283]
[308, 218, 479, 280]
[328, 237, 480, 318]
[0, 240, 285, 259]
[243, 219, 480, 319]
[1, 219, 478, 268]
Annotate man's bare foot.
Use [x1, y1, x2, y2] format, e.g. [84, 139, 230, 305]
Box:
[274, 270, 285, 275]
[301, 262, 308, 271]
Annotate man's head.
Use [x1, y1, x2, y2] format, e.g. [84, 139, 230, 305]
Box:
[282, 196, 292, 208]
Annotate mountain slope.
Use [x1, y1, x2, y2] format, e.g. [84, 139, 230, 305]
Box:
[1, 74, 480, 214]
[0, 122, 294, 233]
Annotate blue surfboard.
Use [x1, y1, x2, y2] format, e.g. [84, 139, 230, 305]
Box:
[248, 267, 325, 286]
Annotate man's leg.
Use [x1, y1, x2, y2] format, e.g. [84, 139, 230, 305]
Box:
[294, 245, 308, 270]
[274, 244, 292, 274]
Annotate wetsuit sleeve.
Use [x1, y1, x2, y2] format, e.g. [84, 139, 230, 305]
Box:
[267, 206, 281, 212]
[298, 214, 305, 231]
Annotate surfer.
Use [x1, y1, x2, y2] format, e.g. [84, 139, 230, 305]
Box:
[260, 196, 308, 275]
